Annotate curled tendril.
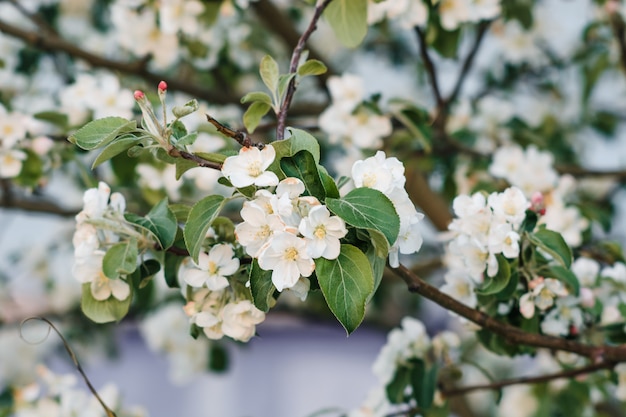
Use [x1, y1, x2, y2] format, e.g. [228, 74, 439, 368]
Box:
[19, 316, 117, 417]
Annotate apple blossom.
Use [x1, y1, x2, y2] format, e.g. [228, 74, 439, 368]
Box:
[221, 145, 279, 188]
[257, 232, 315, 291]
[298, 205, 347, 259]
[181, 244, 240, 291]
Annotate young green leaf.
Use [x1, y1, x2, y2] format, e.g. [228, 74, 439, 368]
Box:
[315, 244, 374, 334]
[297, 59, 328, 77]
[543, 265, 580, 296]
[249, 259, 276, 312]
[527, 228, 573, 268]
[243, 101, 271, 133]
[318, 166, 340, 199]
[69, 117, 136, 150]
[476, 255, 511, 296]
[386, 366, 410, 404]
[91, 135, 140, 169]
[183, 195, 225, 263]
[260, 55, 279, 95]
[125, 198, 178, 250]
[324, 0, 368, 48]
[326, 188, 400, 245]
[241, 91, 273, 105]
[81, 283, 132, 323]
[102, 240, 138, 280]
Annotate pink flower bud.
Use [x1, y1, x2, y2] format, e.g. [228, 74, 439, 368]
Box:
[158, 81, 167, 92]
[134, 90, 145, 101]
[528, 276, 544, 290]
[580, 287, 595, 308]
[183, 301, 196, 317]
[530, 191, 546, 215]
[606, 0, 619, 14]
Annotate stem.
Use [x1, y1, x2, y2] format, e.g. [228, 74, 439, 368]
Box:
[391, 263, 626, 362]
[276, 0, 333, 141]
[167, 148, 222, 170]
[414, 26, 444, 110]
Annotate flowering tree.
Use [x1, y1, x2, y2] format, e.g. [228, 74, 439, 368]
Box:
[4, 0, 626, 416]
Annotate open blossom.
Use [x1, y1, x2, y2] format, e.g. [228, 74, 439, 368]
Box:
[221, 300, 265, 342]
[257, 232, 315, 291]
[519, 278, 568, 318]
[221, 145, 279, 188]
[488, 186, 529, 226]
[540, 296, 583, 336]
[352, 151, 405, 194]
[299, 205, 347, 259]
[571, 257, 600, 287]
[181, 244, 240, 291]
[72, 250, 130, 301]
[235, 201, 285, 257]
[440, 269, 477, 308]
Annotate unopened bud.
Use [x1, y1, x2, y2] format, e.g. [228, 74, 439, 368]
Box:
[528, 276, 544, 290]
[183, 301, 196, 317]
[580, 287, 595, 308]
[530, 191, 546, 215]
[606, 0, 619, 15]
[134, 90, 145, 101]
[158, 81, 167, 92]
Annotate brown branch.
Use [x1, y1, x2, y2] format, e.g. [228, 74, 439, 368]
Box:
[0, 179, 78, 217]
[556, 164, 626, 180]
[404, 166, 453, 231]
[167, 148, 222, 170]
[206, 114, 263, 148]
[414, 26, 444, 110]
[391, 263, 626, 362]
[441, 361, 615, 398]
[276, 0, 333, 141]
[609, 11, 626, 73]
[0, 19, 240, 105]
[446, 20, 492, 107]
[251, 0, 334, 85]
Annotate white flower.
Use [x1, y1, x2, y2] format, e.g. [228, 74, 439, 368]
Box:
[326, 73, 364, 113]
[351, 151, 405, 194]
[221, 300, 265, 342]
[441, 269, 477, 308]
[194, 310, 223, 340]
[571, 257, 599, 287]
[257, 232, 315, 291]
[299, 205, 347, 259]
[90, 269, 131, 301]
[286, 277, 311, 301]
[540, 296, 583, 336]
[488, 187, 529, 226]
[181, 244, 240, 291]
[235, 202, 285, 257]
[519, 278, 567, 318]
[276, 177, 306, 198]
[488, 222, 520, 259]
[221, 145, 279, 188]
[0, 149, 26, 178]
[602, 262, 626, 283]
[439, 0, 471, 31]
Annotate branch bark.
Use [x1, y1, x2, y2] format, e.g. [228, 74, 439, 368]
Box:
[276, 0, 333, 140]
[392, 263, 626, 362]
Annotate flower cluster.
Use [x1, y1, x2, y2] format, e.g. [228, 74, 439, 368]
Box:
[490, 145, 589, 247]
[319, 74, 392, 151]
[350, 317, 459, 416]
[72, 182, 133, 302]
[11, 365, 146, 417]
[351, 151, 424, 267]
[437, 0, 501, 31]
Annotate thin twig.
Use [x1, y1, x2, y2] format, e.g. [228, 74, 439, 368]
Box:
[414, 26, 444, 110]
[276, 0, 333, 141]
[446, 21, 492, 106]
[391, 263, 626, 362]
[206, 114, 263, 148]
[441, 361, 615, 398]
[167, 148, 222, 170]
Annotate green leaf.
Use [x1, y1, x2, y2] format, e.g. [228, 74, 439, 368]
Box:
[365, 245, 386, 303]
[91, 135, 139, 169]
[243, 101, 271, 133]
[277, 73, 296, 103]
[476, 255, 511, 296]
[297, 59, 328, 77]
[315, 244, 374, 334]
[136, 259, 161, 289]
[169, 203, 191, 222]
[249, 259, 276, 312]
[318, 166, 340, 199]
[527, 228, 573, 268]
[33, 111, 68, 128]
[544, 265, 580, 296]
[260, 55, 279, 95]
[175, 158, 198, 180]
[102, 240, 138, 280]
[172, 99, 199, 118]
[68, 117, 136, 150]
[324, 0, 368, 48]
[410, 358, 438, 410]
[241, 91, 273, 105]
[81, 282, 132, 323]
[386, 365, 410, 404]
[280, 150, 326, 200]
[164, 251, 183, 288]
[125, 198, 178, 250]
[268, 128, 321, 175]
[183, 195, 225, 263]
[175, 132, 198, 147]
[326, 188, 400, 245]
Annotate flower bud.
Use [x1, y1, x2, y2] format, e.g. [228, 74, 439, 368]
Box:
[158, 81, 167, 93]
[530, 191, 546, 215]
[134, 90, 145, 101]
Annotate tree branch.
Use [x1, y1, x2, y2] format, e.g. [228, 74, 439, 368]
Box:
[441, 361, 615, 398]
[414, 26, 444, 110]
[276, 0, 333, 141]
[0, 19, 241, 105]
[446, 21, 492, 107]
[391, 263, 626, 362]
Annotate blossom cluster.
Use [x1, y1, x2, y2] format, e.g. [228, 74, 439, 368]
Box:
[11, 365, 146, 417]
[319, 74, 392, 151]
[367, 0, 501, 31]
[351, 151, 424, 267]
[490, 145, 589, 247]
[72, 182, 133, 302]
[350, 317, 459, 416]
